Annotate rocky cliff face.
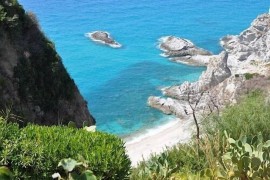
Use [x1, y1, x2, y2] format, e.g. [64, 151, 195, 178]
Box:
[0, 0, 95, 126]
[221, 13, 270, 75]
[149, 13, 270, 120]
[221, 14, 270, 62]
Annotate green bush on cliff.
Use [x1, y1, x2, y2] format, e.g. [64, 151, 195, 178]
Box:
[0, 0, 78, 125]
[202, 133, 270, 179]
[244, 72, 259, 80]
[131, 142, 206, 179]
[0, 5, 7, 22]
[0, 119, 131, 179]
[13, 28, 76, 112]
[0, 0, 23, 30]
[205, 90, 270, 140]
[131, 91, 270, 179]
[0, 117, 20, 166]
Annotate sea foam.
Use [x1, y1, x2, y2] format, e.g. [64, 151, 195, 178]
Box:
[124, 117, 178, 145]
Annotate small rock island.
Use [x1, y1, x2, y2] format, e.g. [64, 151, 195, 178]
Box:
[159, 36, 212, 66]
[85, 31, 122, 48]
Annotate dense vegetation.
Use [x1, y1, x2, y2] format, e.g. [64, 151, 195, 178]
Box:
[131, 91, 270, 179]
[0, 118, 131, 179]
[1, 1, 270, 179]
[0, 0, 75, 111]
[0, 0, 95, 127]
[206, 91, 270, 140]
[1, 90, 269, 179]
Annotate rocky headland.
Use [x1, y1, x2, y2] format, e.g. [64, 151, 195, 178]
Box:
[159, 36, 212, 66]
[0, 1, 95, 127]
[86, 31, 122, 48]
[149, 13, 270, 125]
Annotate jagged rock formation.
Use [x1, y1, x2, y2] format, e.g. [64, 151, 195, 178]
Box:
[149, 13, 270, 120]
[85, 31, 122, 48]
[0, 0, 95, 127]
[159, 36, 212, 66]
[220, 13, 270, 74]
[221, 14, 270, 62]
[162, 51, 231, 99]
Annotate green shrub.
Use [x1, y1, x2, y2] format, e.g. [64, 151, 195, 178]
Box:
[0, 166, 12, 180]
[55, 158, 97, 180]
[130, 151, 178, 180]
[0, 0, 22, 30]
[0, 5, 7, 22]
[0, 117, 20, 166]
[0, 122, 131, 179]
[131, 143, 206, 179]
[205, 91, 270, 141]
[201, 133, 270, 179]
[170, 172, 201, 179]
[244, 73, 259, 80]
[164, 143, 206, 173]
[131, 91, 270, 179]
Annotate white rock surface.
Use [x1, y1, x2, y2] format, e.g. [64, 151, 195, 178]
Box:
[159, 36, 194, 51]
[159, 36, 212, 65]
[221, 14, 270, 62]
[149, 13, 270, 123]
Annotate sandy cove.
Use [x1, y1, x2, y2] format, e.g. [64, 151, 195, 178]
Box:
[125, 118, 194, 167]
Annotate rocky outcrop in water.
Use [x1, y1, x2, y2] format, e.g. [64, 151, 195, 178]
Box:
[148, 51, 232, 116]
[149, 13, 270, 120]
[162, 51, 231, 99]
[86, 31, 122, 48]
[159, 36, 212, 66]
[0, 0, 95, 127]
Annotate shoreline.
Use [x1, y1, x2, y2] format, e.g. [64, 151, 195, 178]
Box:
[132, 14, 270, 168]
[123, 37, 208, 167]
[124, 117, 194, 167]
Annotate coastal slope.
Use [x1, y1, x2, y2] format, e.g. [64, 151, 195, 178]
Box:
[126, 13, 270, 166]
[0, 0, 95, 126]
[149, 13, 270, 119]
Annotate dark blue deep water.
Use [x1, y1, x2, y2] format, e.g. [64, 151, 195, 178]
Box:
[19, 0, 269, 136]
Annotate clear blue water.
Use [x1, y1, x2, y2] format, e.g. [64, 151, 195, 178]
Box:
[19, 0, 268, 136]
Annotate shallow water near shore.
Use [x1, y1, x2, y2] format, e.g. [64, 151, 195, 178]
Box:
[19, 0, 268, 136]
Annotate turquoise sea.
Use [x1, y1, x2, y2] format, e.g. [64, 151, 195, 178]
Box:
[19, 0, 268, 136]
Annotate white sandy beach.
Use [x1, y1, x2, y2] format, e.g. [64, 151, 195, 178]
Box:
[125, 118, 194, 167]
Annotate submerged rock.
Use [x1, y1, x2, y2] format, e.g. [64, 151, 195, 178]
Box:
[86, 31, 122, 48]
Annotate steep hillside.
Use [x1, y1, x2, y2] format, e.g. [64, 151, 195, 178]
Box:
[0, 0, 95, 126]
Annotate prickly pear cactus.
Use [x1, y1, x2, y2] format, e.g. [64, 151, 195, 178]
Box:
[201, 133, 270, 179]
